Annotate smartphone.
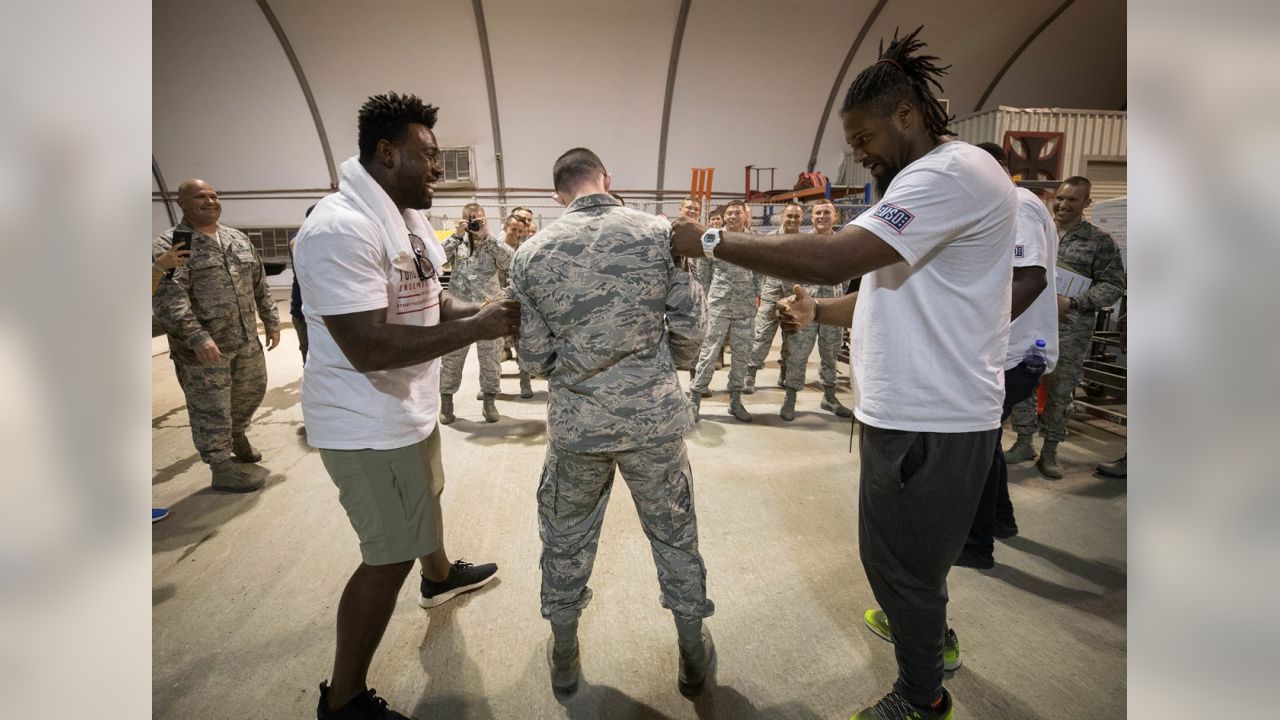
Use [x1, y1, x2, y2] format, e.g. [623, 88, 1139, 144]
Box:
[166, 229, 193, 278]
[171, 228, 193, 253]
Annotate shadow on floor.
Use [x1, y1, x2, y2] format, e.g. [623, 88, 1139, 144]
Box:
[947, 666, 1054, 720]
[983, 562, 1125, 626]
[151, 467, 280, 555]
[448, 417, 547, 447]
[153, 453, 202, 485]
[1000, 536, 1126, 590]
[253, 379, 303, 424]
[413, 593, 496, 719]
[153, 404, 188, 428]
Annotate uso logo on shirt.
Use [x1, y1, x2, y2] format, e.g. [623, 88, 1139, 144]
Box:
[870, 203, 915, 233]
[1014, 244, 1025, 258]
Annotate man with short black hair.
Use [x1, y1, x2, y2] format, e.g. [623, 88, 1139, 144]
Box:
[295, 92, 513, 720]
[513, 146, 715, 698]
[1005, 175, 1126, 479]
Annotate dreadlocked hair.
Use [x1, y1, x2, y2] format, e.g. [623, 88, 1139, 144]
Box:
[841, 26, 954, 139]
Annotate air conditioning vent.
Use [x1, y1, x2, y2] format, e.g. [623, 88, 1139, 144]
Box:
[438, 146, 476, 188]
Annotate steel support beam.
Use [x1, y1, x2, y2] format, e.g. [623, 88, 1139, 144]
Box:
[806, 0, 889, 173]
[973, 0, 1076, 113]
[655, 0, 693, 202]
[472, 0, 508, 216]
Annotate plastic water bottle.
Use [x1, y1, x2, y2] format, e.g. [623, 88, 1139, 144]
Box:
[1023, 338, 1048, 373]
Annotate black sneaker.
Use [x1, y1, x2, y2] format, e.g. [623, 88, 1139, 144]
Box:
[953, 548, 995, 570]
[418, 560, 498, 608]
[993, 519, 1019, 539]
[317, 682, 412, 719]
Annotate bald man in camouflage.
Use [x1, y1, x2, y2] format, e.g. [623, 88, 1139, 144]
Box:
[510, 147, 716, 699]
[153, 178, 280, 493]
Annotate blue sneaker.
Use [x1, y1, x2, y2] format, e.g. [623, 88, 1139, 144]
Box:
[152, 508, 170, 523]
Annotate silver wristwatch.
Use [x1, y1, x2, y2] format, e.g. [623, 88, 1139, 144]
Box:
[700, 228, 722, 259]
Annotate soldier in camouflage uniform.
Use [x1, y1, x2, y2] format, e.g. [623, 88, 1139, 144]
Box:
[1006, 177, 1125, 478]
[778, 199, 853, 421]
[439, 203, 513, 423]
[509, 148, 715, 698]
[690, 200, 761, 422]
[152, 179, 280, 493]
[498, 213, 535, 399]
[746, 202, 804, 393]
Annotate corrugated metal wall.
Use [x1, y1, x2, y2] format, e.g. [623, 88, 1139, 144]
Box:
[837, 107, 1127, 192]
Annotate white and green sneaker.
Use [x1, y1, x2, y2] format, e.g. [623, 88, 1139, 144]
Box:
[850, 689, 954, 720]
[862, 609, 961, 672]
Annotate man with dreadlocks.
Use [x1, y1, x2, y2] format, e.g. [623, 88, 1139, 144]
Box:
[672, 28, 1014, 719]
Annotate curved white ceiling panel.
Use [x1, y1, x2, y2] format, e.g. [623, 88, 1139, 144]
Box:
[153, 0, 328, 191]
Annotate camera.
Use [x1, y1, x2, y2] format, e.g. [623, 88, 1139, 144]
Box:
[467, 218, 485, 232]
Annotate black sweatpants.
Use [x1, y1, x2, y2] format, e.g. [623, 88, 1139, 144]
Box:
[964, 362, 1044, 559]
[858, 423, 999, 706]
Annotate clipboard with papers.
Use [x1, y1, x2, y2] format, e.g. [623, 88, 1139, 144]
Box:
[1055, 267, 1092, 298]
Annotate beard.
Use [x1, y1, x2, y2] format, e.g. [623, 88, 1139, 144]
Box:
[873, 164, 901, 198]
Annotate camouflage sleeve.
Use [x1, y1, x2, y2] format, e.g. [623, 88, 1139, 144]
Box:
[665, 252, 707, 370]
[509, 263, 556, 378]
[442, 233, 463, 264]
[250, 244, 280, 333]
[1078, 233, 1127, 313]
[151, 236, 211, 348]
[489, 240, 512, 291]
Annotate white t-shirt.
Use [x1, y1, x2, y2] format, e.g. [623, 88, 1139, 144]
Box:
[294, 195, 444, 450]
[849, 141, 1016, 432]
[1008, 187, 1059, 372]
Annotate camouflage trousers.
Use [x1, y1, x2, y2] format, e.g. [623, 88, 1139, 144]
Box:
[174, 340, 266, 465]
[782, 322, 841, 391]
[692, 314, 753, 393]
[440, 338, 501, 395]
[749, 279, 789, 370]
[538, 438, 714, 625]
[1009, 310, 1095, 442]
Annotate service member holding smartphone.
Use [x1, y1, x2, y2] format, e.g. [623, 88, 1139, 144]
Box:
[152, 178, 281, 493]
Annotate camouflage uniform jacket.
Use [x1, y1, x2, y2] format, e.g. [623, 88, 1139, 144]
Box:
[443, 230, 513, 303]
[152, 222, 280, 365]
[1057, 220, 1126, 314]
[509, 193, 706, 453]
[703, 246, 761, 320]
[767, 229, 843, 301]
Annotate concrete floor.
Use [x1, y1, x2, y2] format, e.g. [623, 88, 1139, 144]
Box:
[153, 308, 1127, 719]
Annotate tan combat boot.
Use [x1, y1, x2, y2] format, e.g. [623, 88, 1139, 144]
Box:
[1004, 433, 1036, 463]
[676, 619, 716, 698]
[821, 387, 853, 418]
[729, 393, 752, 423]
[780, 389, 797, 421]
[211, 460, 264, 493]
[482, 393, 499, 423]
[546, 619, 580, 696]
[1037, 440, 1064, 479]
[439, 394, 456, 424]
[232, 433, 261, 463]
